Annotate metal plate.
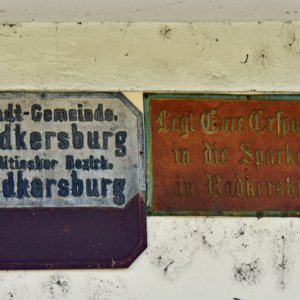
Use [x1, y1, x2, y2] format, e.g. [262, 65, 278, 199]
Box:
[145, 93, 300, 217]
[0, 92, 146, 269]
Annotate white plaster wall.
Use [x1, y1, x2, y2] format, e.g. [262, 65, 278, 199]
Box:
[1, 22, 300, 299]
[0, 0, 300, 23]
[2, 22, 300, 93]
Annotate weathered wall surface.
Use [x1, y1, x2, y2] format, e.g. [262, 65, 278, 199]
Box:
[1, 22, 300, 299]
[0, 0, 299, 23]
[1, 22, 300, 92]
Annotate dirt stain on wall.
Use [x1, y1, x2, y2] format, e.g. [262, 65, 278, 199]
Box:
[160, 25, 172, 40]
[272, 226, 296, 290]
[86, 276, 132, 300]
[42, 274, 71, 299]
[233, 259, 262, 286]
[280, 21, 296, 52]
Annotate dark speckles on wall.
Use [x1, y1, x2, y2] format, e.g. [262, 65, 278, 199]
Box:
[86, 276, 130, 300]
[233, 259, 262, 285]
[234, 226, 246, 238]
[240, 54, 249, 64]
[280, 21, 296, 52]
[272, 226, 297, 290]
[160, 25, 172, 39]
[152, 251, 177, 279]
[42, 275, 70, 299]
[254, 48, 271, 67]
[2, 24, 17, 28]
[146, 217, 300, 295]
[163, 260, 175, 274]
[146, 219, 203, 280]
[0, 220, 297, 298]
[201, 235, 212, 249]
[0, 23, 24, 39]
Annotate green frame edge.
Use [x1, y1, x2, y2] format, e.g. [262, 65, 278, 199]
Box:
[144, 92, 300, 217]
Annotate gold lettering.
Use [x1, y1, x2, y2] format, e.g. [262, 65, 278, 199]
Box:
[277, 149, 282, 164]
[203, 141, 227, 164]
[180, 116, 189, 138]
[206, 173, 213, 195]
[291, 117, 300, 133]
[177, 178, 183, 195]
[182, 149, 190, 164]
[221, 148, 228, 164]
[276, 182, 283, 197]
[236, 174, 244, 197]
[185, 180, 193, 196]
[267, 116, 275, 132]
[277, 110, 289, 139]
[206, 173, 221, 196]
[287, 177, 294, 196]
[218, 116, 244, 132]
[204, 142, 212, 164]
[237, 117, 245, 131]
[177, 178, 193, 196]
[257, 181, 262, 196]
[157, 109, 170, 132]
[254, 149, 263, 170]
[245, 110, 300, 139]
[190, 113, 195, 132]
[286, 143, 295, 164]
[200, 109, 244, 133]
[266, 149, 275, 165]
[173, 143, 191, 165]
[200, 110, 218, 133]
[238, 142, 300, 167]
[157, 110, 195, 137]
[219, 116, 229, 132]
[249, 110, 266, 133]
[239, 143, 252, 164]
[225, 181, 234, 196]
[266, 181, 274, 197]
[173, 143, 180, 164]
[246, 176, 255, 197]
[171, 116, 176, 131]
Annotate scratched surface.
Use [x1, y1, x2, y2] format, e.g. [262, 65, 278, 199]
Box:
[146, 94, 300, 215]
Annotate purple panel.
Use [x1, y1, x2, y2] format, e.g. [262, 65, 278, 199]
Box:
[0, 194, 146, 269]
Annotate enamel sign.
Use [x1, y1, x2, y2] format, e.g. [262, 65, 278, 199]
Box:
[0, 92, 146, 269]
[145, 94, 300, 217]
